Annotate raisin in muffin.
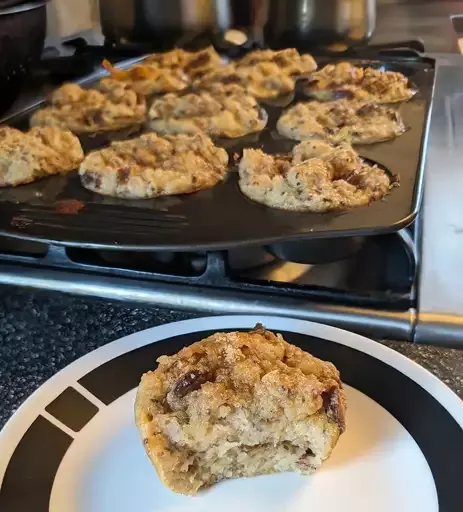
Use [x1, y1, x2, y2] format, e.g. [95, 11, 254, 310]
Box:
[135, 324, 346, 495]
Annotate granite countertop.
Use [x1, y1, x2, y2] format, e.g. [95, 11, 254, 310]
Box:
[0, 285, 462, 429]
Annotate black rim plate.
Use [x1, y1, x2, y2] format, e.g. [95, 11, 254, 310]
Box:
[0, 317, 461, 511]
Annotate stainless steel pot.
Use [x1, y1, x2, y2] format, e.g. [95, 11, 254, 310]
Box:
[0, 1, 48, 115]
[263, 0, 376, 47]
[99, 0, 245, 44]
[99, 0, 375, 47]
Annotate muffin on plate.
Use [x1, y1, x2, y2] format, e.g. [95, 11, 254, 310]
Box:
[135, 324, 346, 495]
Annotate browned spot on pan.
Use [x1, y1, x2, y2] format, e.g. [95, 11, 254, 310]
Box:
[54, 199, 85, 215]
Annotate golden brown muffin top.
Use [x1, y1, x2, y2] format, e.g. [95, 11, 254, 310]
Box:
[140, 324, 345, 431]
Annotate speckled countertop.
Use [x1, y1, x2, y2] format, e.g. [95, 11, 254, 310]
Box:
[0, 285, 462, 428]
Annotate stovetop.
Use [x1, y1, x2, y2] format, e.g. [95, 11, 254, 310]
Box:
[0, 31, 432, 342]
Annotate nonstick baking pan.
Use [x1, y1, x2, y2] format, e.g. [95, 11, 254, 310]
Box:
[0, 54, 436, 251]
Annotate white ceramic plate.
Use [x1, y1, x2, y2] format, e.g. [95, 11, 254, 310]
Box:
[1, 316, 462, 512]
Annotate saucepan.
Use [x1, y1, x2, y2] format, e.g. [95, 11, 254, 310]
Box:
[99, 0, 376, 47]
[0, 1, 48, 115]
[99, 0, 246, 45]
[263, 0, 376, 48]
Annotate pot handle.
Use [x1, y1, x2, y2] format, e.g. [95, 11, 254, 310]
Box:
[360, 39, 425, 54]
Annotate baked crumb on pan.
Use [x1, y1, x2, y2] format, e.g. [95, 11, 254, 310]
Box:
[0, 125, 84, 187]
[238, 140, 393, 212]
[79, 132, 228, 199]
[135, 324, 346, 495]
[30, 82, 147, 134]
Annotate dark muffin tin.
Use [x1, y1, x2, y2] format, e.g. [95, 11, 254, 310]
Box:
[0, 55, 435, 251]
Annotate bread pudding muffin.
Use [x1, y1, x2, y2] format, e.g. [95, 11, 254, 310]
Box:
[135, 324, 346, 495]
